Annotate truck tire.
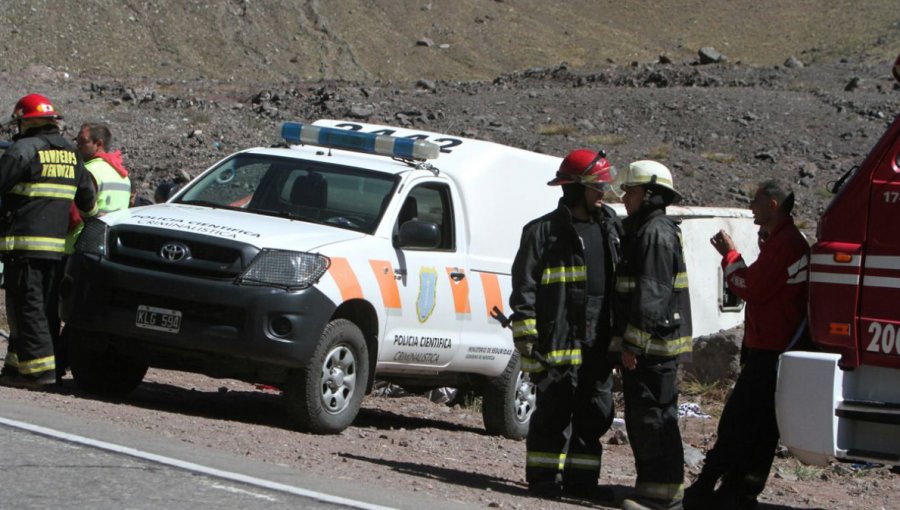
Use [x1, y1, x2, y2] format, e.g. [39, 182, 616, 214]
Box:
[482, 352, 535, 440]
[284, 319, 369, 434]
[69, 330, 148, 398]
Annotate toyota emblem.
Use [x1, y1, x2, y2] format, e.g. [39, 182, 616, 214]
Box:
[159, 242, 190, 262]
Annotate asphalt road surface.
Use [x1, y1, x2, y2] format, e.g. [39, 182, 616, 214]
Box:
[0, 398, 465, 510]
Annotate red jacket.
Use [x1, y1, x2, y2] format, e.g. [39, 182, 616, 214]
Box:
[722, 217, 809, 352]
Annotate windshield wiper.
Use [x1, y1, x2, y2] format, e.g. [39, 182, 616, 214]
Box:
[179, 199, 230, 209]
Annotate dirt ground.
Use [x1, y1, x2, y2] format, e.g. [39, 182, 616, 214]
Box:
[1, 341, 898, 510]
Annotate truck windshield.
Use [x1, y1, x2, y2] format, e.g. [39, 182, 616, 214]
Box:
[176, 153, 399, 234]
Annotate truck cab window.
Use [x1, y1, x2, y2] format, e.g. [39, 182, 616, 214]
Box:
[400, 183, 455, 251]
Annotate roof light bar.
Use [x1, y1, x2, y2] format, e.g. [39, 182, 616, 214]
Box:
[281, 122, 440, 161]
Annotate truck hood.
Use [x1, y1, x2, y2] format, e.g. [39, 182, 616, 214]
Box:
[103, 204, 366, 251]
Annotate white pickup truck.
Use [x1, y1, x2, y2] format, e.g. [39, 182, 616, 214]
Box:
[59, 120, 758, 436]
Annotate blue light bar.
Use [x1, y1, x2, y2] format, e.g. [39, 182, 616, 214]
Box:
[281, 122, 440, 161]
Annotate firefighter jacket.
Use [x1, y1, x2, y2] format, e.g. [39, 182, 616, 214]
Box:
[86, 153, 131, 213]
[613, 207, 693, 360]
[509, 199, 622, 373]
[0, 125, 98, 259]
[722, 216, 809, 352]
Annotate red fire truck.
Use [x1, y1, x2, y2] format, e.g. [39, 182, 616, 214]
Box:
[775, 54, 900, 466]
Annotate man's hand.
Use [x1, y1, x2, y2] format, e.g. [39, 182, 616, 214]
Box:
[710, 229, 736, 256]
[514, 337, 535, 357]
[622, 350, 637, 370]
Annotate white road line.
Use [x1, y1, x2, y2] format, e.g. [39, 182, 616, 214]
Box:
[0, 416, 395, 510]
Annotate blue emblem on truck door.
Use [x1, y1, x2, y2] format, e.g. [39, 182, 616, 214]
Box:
[417, 267, 438, 323]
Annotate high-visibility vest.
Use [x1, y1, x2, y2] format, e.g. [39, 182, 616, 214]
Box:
[86, 158, 131, 213]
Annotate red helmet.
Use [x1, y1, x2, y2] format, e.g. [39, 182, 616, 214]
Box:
[11, 93, 61, 120]
[548, 149, 616, 192]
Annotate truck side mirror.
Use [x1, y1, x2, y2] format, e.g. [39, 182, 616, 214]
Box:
[395, 219, 441, 249]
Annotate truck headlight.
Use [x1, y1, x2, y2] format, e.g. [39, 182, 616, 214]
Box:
[74, 219, 109, 256]
[238, 249, 330, 290]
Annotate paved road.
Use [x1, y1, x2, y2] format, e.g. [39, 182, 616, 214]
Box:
[0, 398, 464, 510]
[0, 424, 357, 510]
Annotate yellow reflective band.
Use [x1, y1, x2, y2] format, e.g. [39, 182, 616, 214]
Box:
[9, 182, 77, 199]
[526, 451, 564, 468]
[520, 348, 583, 372]
[17, 355, 56, 375]
[615, 276, 635, 293]
[624, 325, 692, 356]
[673, 272, 689, 289]
[541, 265, 587, 285]
[0, 236, 66, 253]
[635, 481, 684, 501]
[565, 454, 601, 470]
[544, 348, 582, 365]
[511, 318, 538, 338]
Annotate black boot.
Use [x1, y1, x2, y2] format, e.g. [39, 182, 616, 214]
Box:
[683, 473, 718, 510]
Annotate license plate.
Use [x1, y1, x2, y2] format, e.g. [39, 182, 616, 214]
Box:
[136, 305, 182, 333]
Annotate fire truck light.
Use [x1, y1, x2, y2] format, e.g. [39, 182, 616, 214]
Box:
[833, 252, 854, 263]
[829, 323, 851, 336]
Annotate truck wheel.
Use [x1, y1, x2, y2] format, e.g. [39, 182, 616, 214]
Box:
[284, 319, 369, 434]
[482, 352, 535, 440]
[69, 330, 148, 398]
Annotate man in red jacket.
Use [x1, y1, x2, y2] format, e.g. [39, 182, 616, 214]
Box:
[683, 180, 809, 510]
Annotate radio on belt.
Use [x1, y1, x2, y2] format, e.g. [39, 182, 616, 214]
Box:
[281, 122, 441, 161]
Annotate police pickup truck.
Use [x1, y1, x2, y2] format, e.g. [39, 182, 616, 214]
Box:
[60, 120, 758, 436]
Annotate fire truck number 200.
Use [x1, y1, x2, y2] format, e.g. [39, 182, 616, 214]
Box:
[866, 321, 900, 355]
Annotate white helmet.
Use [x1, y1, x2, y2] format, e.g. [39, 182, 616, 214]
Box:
[620, 160, 682, 204]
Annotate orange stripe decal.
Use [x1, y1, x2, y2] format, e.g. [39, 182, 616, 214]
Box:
[328, 257, 363, 301]
[446, 267, 471, 314]
[480, 272, 503, 317]
[370, 260, 401, 309]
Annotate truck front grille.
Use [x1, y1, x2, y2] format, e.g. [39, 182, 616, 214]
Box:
[109, 226, 260, 278]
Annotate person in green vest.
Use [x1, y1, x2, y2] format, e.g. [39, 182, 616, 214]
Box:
[65, 123, 132, 253]
[76, 123, 132, 213]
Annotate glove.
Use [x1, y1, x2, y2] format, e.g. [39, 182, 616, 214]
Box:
[514, 337, 536, 357]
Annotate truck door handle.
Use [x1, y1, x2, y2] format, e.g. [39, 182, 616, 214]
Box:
[394, 268, 407, 280]
[449, 271, 466, 282]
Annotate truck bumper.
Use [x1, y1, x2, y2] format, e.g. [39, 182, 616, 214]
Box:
[59, 253, 335, 373]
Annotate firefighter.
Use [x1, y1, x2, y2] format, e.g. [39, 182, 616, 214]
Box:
[0, 94, 97, 389]
[683, 180, 809, 510]
[614, 160, 692, 510]
[509, 149, 622, 500]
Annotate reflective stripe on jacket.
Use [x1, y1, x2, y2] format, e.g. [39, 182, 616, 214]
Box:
[509, 199, 622, 372]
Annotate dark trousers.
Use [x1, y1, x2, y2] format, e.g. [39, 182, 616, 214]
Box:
[697, 348, 781, 498]
[622, 356, 684, 502]
[525, 355, 615, 489]
[3, 257, 61, 379]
